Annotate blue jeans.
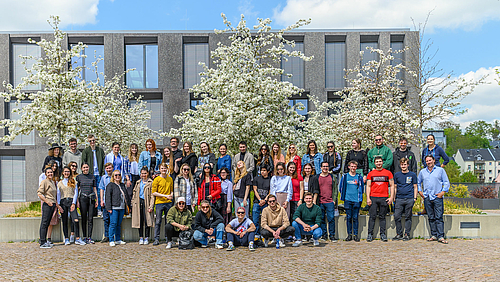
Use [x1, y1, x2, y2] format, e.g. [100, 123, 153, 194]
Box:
[102, 208, 110, 238]
[109, 208, 125, 242]
[423, 197, 444, 238]
[193, 223, 224, 245]
[154, 202, 173, 240]
[252, 202, 267, 236]
[292, 221, 322, 240]
[320, 202, 335, 238]
[344, 200, 361, 235]
[227, 231, 255, 246]
[95, 175, 102, 211]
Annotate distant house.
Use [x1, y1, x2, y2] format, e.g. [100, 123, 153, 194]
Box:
[490, 140, 500, 149]
[454, 148, 500, 183]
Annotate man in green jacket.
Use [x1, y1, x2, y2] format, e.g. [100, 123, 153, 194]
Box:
[292, 192, 323, 247]
[165, 197, 193, 249]
[368, 135, 393, 171]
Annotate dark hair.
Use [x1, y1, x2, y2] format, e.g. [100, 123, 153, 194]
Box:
[399, 157, 409, 164]
[140, 166, 149, 176]
[327, 141, 335, 146]
[260, 164, 271, 172]
[276, 162, 286, 172]
[321, 161, 329, 166]
[44, 166, 53, 174]
[426, 134, 435, 140]
[348, 160, 358, 167]
[68, 138, 77, 144]
[286, 162, 298, 179]
[170, 137, 180, 143]
[219, 143, 227, 149]
[425, 155, 435, 161]
[112, 142, 120, 148]
[239, 141, 247, 146]
[306, 140, 318, 155]
[267, 194, 276, 201]
[399, 137, 408, 142]
[81, 162, 89, 168]
[257, 144, 271, 166]
[374, 156, 383, 162]
[220, 167, 230, 174]
[87, 134, 95, 139]
[304, 192, 313, 198]
[301, 163, 316, 177]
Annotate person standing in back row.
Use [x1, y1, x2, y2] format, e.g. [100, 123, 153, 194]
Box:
[367, 135, 393, 171]
[82, 135, 105, 215]
[232, 141, 254, 177]
[392, 137, 417, 174]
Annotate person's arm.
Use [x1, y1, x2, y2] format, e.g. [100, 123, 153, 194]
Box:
[437, 169, 450, 198]
[72, 185, 78, 205]
[227, 182, 233, 203]
[261, 209, 271, 231]
[225, 223, 237, 234]
[388, 178, 395, 204]
[383, 148, 393, 170]
[208, 153, 216, 168]
[56, 185, 61, 205]
[209, 178, 222, 199]
[332, 153, 342, 174]
[247, 153, 255, 174]
[286, 177, 293, 202]
[253, 185, 261, 201]
[270, 176, 276, 196]
[440, 147, 450, 167]
[313, 207, 322, 229]
[366, 179, 372, 205]
[298, 180, 304, 205]
[410, 153, 418, 173]
[105, 183, 112, 212]
[343, 151, 350, 174]
[368, 150, 374, 170]
[413, 184, 418, 200]
[242, 184, 251, 206]
[246, 222, 256, 233]
[138, 152, 145, 170]
[281, 208, 290, 229]
[417, 171, 424, 198]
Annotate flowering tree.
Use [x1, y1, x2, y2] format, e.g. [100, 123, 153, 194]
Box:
[304, 47, 417, 154]
[0, 16, 160, 149]
[169, 14, 311, 155]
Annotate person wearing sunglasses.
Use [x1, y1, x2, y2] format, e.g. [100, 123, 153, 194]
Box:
[152, 163, 174, 246]
[165, 197, 193, 249]
[285, 144, 301, 176]
[197, 163, 222, 215]
[226, 207, 256, 251]
[174, 163, 198, 213]
[255, 144, 273, 177]
[192, 200, 224, 248]
[367, 134, 393, 171]
[260, 194, 295, 248]
[131, 167, 155, 245]
[105, 170, 131, 246]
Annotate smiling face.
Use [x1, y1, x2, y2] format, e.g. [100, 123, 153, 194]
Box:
[183, 143, 190, 153]
[112, 144, 120, 154]
[113, 171, 122, 183]
[427, 135, 435, 146]
[219, 170, 228, 180]
[349, 162, 357, 173]
[425, 156, 435, 168]
[219, 145, 227, 156]
[375, 159, 383, 169]
[288, 144, 296, 155]
[239, 144, 247, 153]
[276, 165, 285, 176]
[237, 161, 244, 170]
[82, 163, 90, 174]
[374, 136, 383, 146]
[200, 143, 208, 154]
[63, 168, 71, 178]
[273, 144, 279, 153]
[146, 142, 153, 152]
[131, 144, 138, 154]
[53, 148, 60, 156]
[236, 208, 245, 218]
[352, 140, 359, 150]
[45, 168, 54, 180]
[304, 194, 313, 205]
[303, 164, 312, 175]
[399, 139, 407, 151]
[140, 169, 148, 180]
[200, 203, 210, 214]
[321, 163, 329, 174]
[288, 163, 296, 175]
[69, 141, 77, 151]
[163, 147, 170, 158]
[308, 142, 316, 152]
[105, 164, 113, 176]
[327, 142, 334, 152]
[260, 167, 269, 178]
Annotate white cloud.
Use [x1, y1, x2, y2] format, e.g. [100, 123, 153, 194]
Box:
[273, 0, 500, 31]
[0, 0, 99, 31]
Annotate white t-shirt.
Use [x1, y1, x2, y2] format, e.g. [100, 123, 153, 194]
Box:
[228, 217, 253, 232]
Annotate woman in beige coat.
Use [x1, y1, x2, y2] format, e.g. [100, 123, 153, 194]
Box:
[131, 166, 155, 245]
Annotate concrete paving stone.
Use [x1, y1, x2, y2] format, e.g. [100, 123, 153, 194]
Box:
[0, 239, 500, 281]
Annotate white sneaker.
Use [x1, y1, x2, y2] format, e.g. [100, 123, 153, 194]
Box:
[279, 239, 286, 248]
[116, 240, 126, 245]
[166, 241, 172, 249]
[215, 244, 223, 249]
[264, 239, 269, 248]
[98, 210, 103, 217]
[313, 239, 320, 246]
[143, 238, 149, 245]
[64, 238, 70, 245]
[139, 238, 144, 245]
[75, 238, 86, 245]
[109, 241, 116, 247]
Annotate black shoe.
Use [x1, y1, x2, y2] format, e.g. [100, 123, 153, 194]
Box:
[354, 235, 360, 242]
[320, 235, 327, 241]
[101, 237, 109, 243]
[381, 234, 388, 242]
[392, 234, 403, 241]
[345, 234, 353, 242]
[366, 234, 373, 242]
[153, 239, 160, 246]
[403, 234, 410, 241]
[329, 236, 338, 243]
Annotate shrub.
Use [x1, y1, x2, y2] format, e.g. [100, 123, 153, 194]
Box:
[443, 199, 482, 215]
[470, 186, 498, 199]
[445, 184, 470, 198]
[4, 202, 41, 218]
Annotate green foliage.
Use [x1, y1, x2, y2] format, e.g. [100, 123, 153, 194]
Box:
[460, 171, 478, 183]
[443, 199, 482, 214]
[445, 184, 470, 198]
[465, 120, 496, 141]
[443, 127, 491, 156]
[444, 160, 461, 182]
[5, 202, 42, 217]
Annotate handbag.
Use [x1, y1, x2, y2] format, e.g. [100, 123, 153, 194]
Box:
[49, 206, 59, 226]
[178, 230, 195, 250]
[118, 183, 131, 215]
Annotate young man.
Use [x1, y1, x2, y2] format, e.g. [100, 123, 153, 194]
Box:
[366, 156, 394, 242]
[152, 163, 174, 246]
[393, 157, 418, 241]
[367, 135, 393, 171]
[225, 207, 257, 251]
[338, 161, 364, 242]
[260, 194, 295, 248]
[232, 141, 254, 176]
[392, 137, 417, 174]
[98, 162, 114, 242]
[82, 135, 105, 212]
[170, 137, 183, 168]
[252, 165, 272, 238]
[310, 161, 338, 241]
[292, 192, 323, 247]
[418, 155, 450, 244]
[62, 138, 82, 174]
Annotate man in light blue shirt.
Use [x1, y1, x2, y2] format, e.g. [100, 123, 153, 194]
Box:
[418, 155, 450, 244]
[99, 163, 114, 242]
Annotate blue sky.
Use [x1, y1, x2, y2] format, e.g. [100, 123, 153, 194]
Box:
[1, 0, 499, 128]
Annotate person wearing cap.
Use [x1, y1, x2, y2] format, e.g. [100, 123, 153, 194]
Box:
[165, 197, 193, 249]
[225, 206, 256, 251]
[42, 143, 63, 172]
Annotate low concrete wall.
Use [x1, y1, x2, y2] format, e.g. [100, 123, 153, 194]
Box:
[2, 214, 499, 242]
[446, 197, 499, 210]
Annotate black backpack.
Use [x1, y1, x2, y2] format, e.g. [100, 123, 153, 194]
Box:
[178, 230, 195, 250]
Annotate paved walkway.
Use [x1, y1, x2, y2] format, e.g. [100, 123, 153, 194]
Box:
[1, 239, 499, 281]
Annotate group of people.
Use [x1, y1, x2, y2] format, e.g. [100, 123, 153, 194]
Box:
[37, 133, 451, 249]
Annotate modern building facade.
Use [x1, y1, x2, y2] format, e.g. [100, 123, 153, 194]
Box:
[0, 29, 419, 202]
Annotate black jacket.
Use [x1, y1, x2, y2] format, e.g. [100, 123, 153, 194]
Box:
[392, 147, 417, 174]
[323, 152, 342, 174]
[42, 156, 62, 172]
[343, 149, 368, 175]
[178, 152, 198, 175]
[192, 209, 223, 233]
[105, 182, 131, 211]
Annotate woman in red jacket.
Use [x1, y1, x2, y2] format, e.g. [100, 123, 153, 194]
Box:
[198, 163, 222, 215]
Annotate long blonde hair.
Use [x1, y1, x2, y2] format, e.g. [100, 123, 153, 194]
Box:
[233, 161, 248, 184]
[128, 143, 138, 162]
[285, 143, 297, 164]
[161, 147, 174, 175]
[271, 142, 282, 159]
[178, 163, 194, 182]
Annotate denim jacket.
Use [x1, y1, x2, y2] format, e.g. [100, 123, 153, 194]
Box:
[139, 150, 162, 173]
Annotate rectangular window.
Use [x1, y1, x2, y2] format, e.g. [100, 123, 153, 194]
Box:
[325, 41, 346, 89]
[489, 170, 492, 174]
[183, 43, 209, 89]
[289, 98, 308, 119]
[360, 36, 379, 66]
[130, 99, 163, 145]
[190, 99, 203, 111]
[73, 44, 104, 84]
[468, 165, 471, 170]
[390, 39, 404, 82]
[6, 101, 35, 145]
[0, 156, 26, 202]
[11, 43, 41, 90]
[282, 42, 304, 89]
[125, 44, 158, 89]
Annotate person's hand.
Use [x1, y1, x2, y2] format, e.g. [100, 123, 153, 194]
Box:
[310, 225, 316, 231]
[101, 201, 105, 207]
[94, 201, 98, 208]
[441, 164, 445, 168]
[217, 169, 221, 174]
[239, 231, 246, 238]
[207, 195, 212, 200]
[108, 210, 112, 214]
[77, 201, 80, 209]
[206, 228, 214, 236]
[298, 200, 302, 206]
[47, 202, 53, 207]
[176, 157, 182, 162]
[127, 180, 132, 187]
[303, 224, 310, 231]
[363, 176, 367, 183]
[367, 198, 372, 206]
[166, 195, 173, 200]
[58, 206, 64, 213]
[148, 208, 153, 213]
[273, 229, 281, 239]
[259, 199, 265, 206]
[226, 206, 232, 214]
[243, 200, 248, 206]
[70, 204, 75, 212]
[283, 201, 288, 209]
[435, 191, 445, 198]
[386, 197, 393, 205]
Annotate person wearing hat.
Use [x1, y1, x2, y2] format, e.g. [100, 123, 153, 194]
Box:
[225, 206, 256, 251]
[42, 143, 63, 173]
[165, 196, 193, 249]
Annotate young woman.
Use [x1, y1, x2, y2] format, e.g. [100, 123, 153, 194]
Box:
[301, 163, 316, 197]
[76, 163, 98, 244]
[68, 161, 79, 178]
[270, 162, 293, 218]
[271, 143, 285, 172]
[165, 197, 193, 249]
[58, 166, 85, 245]
[225, 206, 256, 251]
[131, 167, 154, 245]
[125, 143, 140, 199]
[219, 167, 233, 226]
[216, 144, 232, 181]
[198, 163, 222, 215]
[38, 162, 59, 245]
[176, 142, 197, 175]
[256, 144, 273, 176]
[287, 162, 304, 219]
[323, 141, 342, 190]
[42, 143, 63, 172]
[161, 147, 175, 177]
[301, 140, 323, 175]
[173, 163, 198, 212]
[198, 142, 216, 171]
[192, 200, 225, 248]
[105, 170, 131, 246]
[139, 139, 162, 178]
[344, 138, 369, 183]
[232, 161, 253, 217]
[422, 134, 449, 168]
[38, 167, 63, 248]
[285, 144, 302, 176]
